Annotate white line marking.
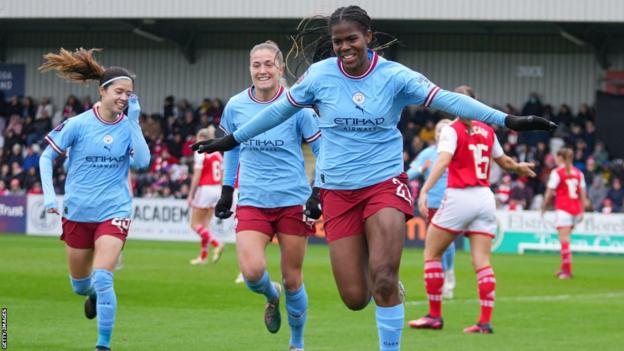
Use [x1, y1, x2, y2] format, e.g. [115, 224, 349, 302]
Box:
[404, 291, 624, 306]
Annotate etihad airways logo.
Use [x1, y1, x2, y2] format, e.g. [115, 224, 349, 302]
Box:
[334, 117, 385, 132]
[242, 138, 285, 151]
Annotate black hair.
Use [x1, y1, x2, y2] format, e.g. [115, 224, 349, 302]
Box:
[286, 5, 397, 78]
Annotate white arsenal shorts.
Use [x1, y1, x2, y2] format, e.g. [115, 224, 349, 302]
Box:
[555, 210, 583, 229]
[191, 185, 221, 209]
[431, 187, 497, 238]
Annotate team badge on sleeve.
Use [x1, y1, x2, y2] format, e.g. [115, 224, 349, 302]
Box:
[54, 122, 65, 132]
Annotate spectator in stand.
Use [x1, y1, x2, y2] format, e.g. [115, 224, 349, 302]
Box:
[0, 91, 6, 117]
[10, 161, 26, 186]
[150, 149, 179, 174]
[167, 132, 184, 160]
[592, 141, 609, 166]
[510, 179, 534, 210]
[410, 136, 425, 162]
[176, 98, 193, 119]
[8, 144, 23, 166]
[0, 164, 10, 184]
[23, 167, 39, 190]
[418, 119, 436, 145]
[28, 112, 52, 146]
[495, 174, 513, 208]
[522, 92, 544, 117]
[196, 98, 212, 116]
[584, 157, 597, 186]
[566, 123, 585, 147]
[21, 97, 36, 118]
[62, 95, 83, 119]
[210, 98, 224, 126]
[588, 176, 607, 212]
[0, 179, 9, 195]
[163, 95, 176, 119]
[5, 114, 23, 136]
[35, 97, 54, 121]
[601, 198, 614, 214]
[584, 120, 596, 152]
[179, 111, 196, 139]
[555, 104, 574, 127]
[607, 178, 624, 212]
[141, 114, 163, 142]
[9, 179, 24, 195]
[27, 181, 43, 195]
[197, 112, 212, 130]
[163, 115, 179, 138]
[573, 148, 586, 172]
[82, 96, 94, 111]
[181, 135, 196, 161]
[6, 96, 22, 117]
[22, 144, 40, 172]
[577, 103, 594, 123]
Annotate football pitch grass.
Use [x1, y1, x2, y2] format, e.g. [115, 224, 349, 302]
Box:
[1, 234, 622, 351]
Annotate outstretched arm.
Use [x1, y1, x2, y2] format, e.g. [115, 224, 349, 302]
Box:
[234, 96, 300, 143]
[429, 89, 556, 131]
[193, 96, 301, 154]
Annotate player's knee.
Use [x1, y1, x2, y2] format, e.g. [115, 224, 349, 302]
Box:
[241, 266, 266, 283]
[281, 273, 302, 292]
[339, 287, 370, 310]
[342, 295, 370, 311]
[371, 266, 398, 300]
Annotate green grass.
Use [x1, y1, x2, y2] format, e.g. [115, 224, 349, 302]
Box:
[1, 234, 623, 351]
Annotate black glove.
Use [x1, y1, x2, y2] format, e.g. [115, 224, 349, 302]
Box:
[191, 134, 239, 154]
[304, 187, 322, 220]
[215, 185, 234, 219]
[505, 115, 557, 132]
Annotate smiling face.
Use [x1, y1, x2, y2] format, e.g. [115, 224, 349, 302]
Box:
[249, 48, 283, 94]
[331, 20, 372, 75]
[99, 78, 133, 115]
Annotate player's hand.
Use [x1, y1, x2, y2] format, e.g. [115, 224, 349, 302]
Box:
[127, 94, 141, 123]
[187, 196, 193, 207]
[215, 185, 234, 219]
[505, 115, 557, 132]
[418, 192, 428, 217]
[304, 187, 322, 220]
[191, 134, 239, 154]
[47, 207, 60, 215]
[515, 162, 536, 177]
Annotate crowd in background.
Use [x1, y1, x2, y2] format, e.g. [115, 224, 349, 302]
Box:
[0, 91, 621, 214]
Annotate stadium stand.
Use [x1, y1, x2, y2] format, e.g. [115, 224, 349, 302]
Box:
[0, 93, 617, 214]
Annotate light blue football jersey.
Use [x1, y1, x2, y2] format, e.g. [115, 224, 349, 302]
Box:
[44, 107, 135, 222]
[285, 50, 445, 189]
[407, 145, 447, 208]
[220, 86, 320, 208]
